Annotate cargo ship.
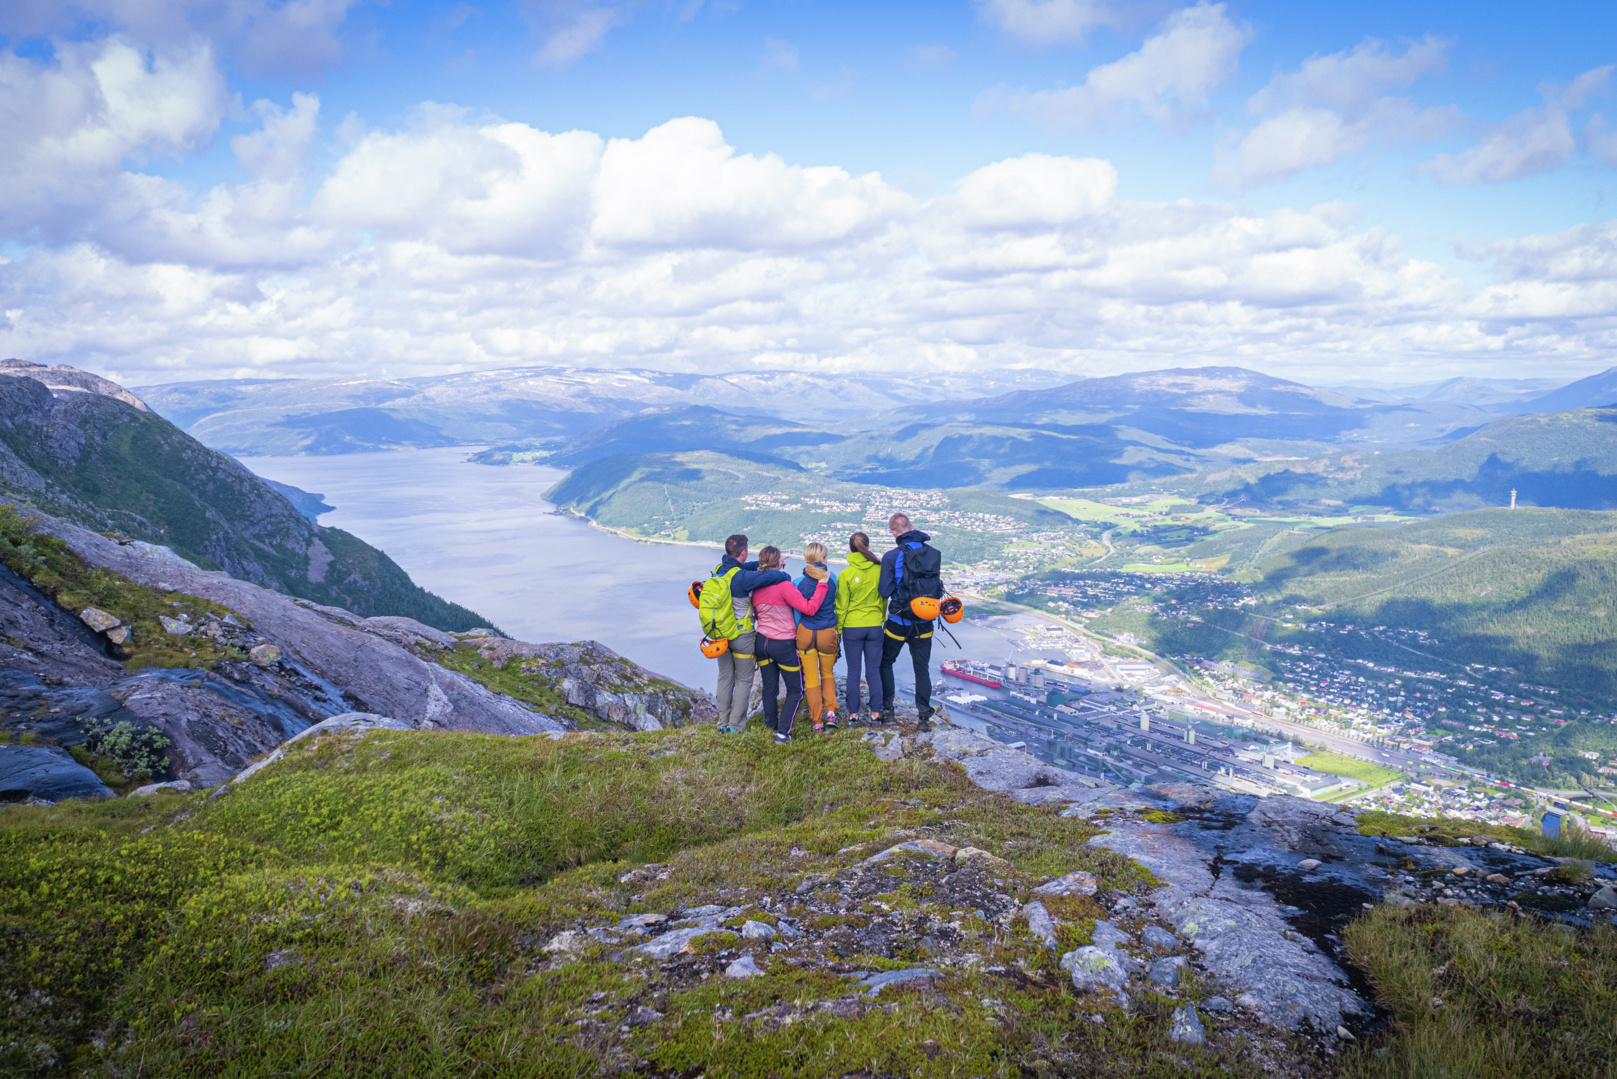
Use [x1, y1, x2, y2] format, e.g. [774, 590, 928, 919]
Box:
[942, 659, 1002, 689]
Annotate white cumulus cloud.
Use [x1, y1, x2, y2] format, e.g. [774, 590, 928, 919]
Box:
[1421, 66, 1613, 186]
[1214, 36, 1457, 191]
[995, 3, 1250, 130]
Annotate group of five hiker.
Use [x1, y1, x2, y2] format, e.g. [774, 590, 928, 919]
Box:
[700, 513, 942, 745]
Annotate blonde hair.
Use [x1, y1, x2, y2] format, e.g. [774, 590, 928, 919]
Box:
[803, 542, 827, 562]
[757, 545, 782, 570]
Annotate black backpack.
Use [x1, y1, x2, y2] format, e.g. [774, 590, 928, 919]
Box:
[890, 540, 943, 623]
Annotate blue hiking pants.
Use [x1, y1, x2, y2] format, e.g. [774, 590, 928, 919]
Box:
[842, 625, 884, 715]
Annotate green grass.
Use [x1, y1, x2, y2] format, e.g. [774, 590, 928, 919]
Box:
[1, 724, 1181, 1076]
[1342, 904, 1617, 1079]
[1299, 752, 1403, 788]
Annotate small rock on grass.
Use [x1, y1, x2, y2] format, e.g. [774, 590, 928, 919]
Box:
[1149, 956, 1186, 988]
[1035, 870, 1098, 897]
[1140, 925, 1178, 952]
[249, 643, 281, 665]
[1169, 1006, 1205, 1045]
[1201, 996, 1233, 1013]
[1023, 901, 1058, 948]
[725, 955, 762, 979]
[741, 919, 777, 940]
[954, 846, 1011, 869]
[863, 839, 956, 866]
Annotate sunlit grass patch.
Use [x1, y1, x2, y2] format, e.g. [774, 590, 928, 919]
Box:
[1343, 903, 1617, 1079]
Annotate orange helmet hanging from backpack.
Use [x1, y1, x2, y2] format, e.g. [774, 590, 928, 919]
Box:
[699, 636, 729, 659]
[687, 581, 703, 608]
[939, 596, 964, 624]
[909, 596, 941, 621]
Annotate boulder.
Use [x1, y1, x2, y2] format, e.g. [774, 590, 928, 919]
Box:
[105, 625, 130, 644]
[129, 779, 192, 797]
[740, 920, 777, 940]
[249, 644, 282, 666]
[1061, 946, 1129, 1007]
[1140, 925, 1178, 953]
[1149, 956, 1186, 988]
[79, 607, 120, 632]
[954, 846, 1012, 870]
[1168, 1006, 1205, 1045]
[0, 745, 114, 803]
[725, 955, 763, 979]
[1588, 885, 1617, 911]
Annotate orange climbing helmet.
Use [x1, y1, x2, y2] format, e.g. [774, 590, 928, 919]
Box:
[909, 596, 941, 621]
[699, 636, 729, 659]
[939, 596, 965, 624]
[687, 581, 703, 608]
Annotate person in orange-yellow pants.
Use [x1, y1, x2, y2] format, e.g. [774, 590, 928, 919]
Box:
[793, 542, 840, 731]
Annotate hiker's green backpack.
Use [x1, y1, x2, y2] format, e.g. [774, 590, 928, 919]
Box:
[697, 563, 752, 640]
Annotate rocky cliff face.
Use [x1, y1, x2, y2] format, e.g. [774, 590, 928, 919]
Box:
[0, 360, 486, 631]
[0, 507, 715, 802]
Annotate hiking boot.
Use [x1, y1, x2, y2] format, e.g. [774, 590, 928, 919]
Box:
[877, 707, 895, 726]
[824, 711, 839, 730]
[774, 731, 792, 745]
[812, 721, 824, 734]
[916, 715, 932, 734]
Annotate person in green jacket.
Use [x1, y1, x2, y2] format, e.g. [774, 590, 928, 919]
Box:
[835, 532, 887, 725]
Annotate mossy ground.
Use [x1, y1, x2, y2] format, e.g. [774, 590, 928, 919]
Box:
[2, 723, 1282, 1077]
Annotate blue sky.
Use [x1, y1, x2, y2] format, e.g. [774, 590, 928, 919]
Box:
[1, 0, 1615, 385]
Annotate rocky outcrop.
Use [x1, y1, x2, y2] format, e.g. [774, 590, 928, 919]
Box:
[906, 722, 1617, 1038]
[0, 509, 713, 800]
[461, 636, 716, 731]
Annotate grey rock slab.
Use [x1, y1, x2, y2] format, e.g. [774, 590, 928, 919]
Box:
[1168, 1006, 1205, 1045]
[741, 920, 777, 940]
[620, 913, 667, 929]
[1140, 925, 1178, 953]
[1202, 995, 1233, 1013]
[0, 745, 114, 803]
[725, 955, 763, 979]
[855, 968, 944, 997]
[682, 904, 728, 918]
[1023, 901, 1058, 948]
[1035, 870, 1099, 897]
[129, 780, 191, 797]
[1168, 895, 1367, 1032]
[1087, 821, 1214, 907]
[1588, 885, 1617, 911]
[863, 839, 957, 866]
[632, 925, 719, 960]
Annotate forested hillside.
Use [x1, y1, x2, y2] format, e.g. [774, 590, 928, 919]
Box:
[544, 450, 1086, 564]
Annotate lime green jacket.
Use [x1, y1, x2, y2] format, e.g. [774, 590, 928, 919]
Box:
[835, 551, 886, 631]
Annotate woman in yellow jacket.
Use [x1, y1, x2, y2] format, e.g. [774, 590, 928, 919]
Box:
[835, 532, 888, 725]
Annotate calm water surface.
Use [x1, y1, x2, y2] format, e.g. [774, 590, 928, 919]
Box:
[243, 448, 1052, 696]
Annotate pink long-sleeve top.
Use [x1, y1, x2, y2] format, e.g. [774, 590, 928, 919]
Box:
[752, 578, 827, 641]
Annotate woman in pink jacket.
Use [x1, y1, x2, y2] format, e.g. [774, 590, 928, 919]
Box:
[750, 545, 828, 743]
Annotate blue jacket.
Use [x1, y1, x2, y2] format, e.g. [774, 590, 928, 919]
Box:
[793, 564, 839, 631]
[877, 529, 933, 599]
[718, 555, 788, 596]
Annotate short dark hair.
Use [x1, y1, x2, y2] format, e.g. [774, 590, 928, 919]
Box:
[888, 513, 911, 532]
[725, 534, 749, 557]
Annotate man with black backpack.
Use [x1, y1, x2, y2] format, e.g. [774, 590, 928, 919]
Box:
[876, 512, 943, 733]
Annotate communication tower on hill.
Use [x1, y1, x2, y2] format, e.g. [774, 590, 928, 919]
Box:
[1509, 489, 1517, 510]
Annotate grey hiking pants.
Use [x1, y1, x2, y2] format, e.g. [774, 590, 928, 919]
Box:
[714, 631, 757, 728]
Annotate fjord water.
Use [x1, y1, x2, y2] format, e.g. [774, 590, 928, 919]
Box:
[245, 449, 723, 686]
[244, 448, 1030, 694]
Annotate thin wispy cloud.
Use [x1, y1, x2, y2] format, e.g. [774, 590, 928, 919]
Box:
[1421, 66, 1614, 186]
